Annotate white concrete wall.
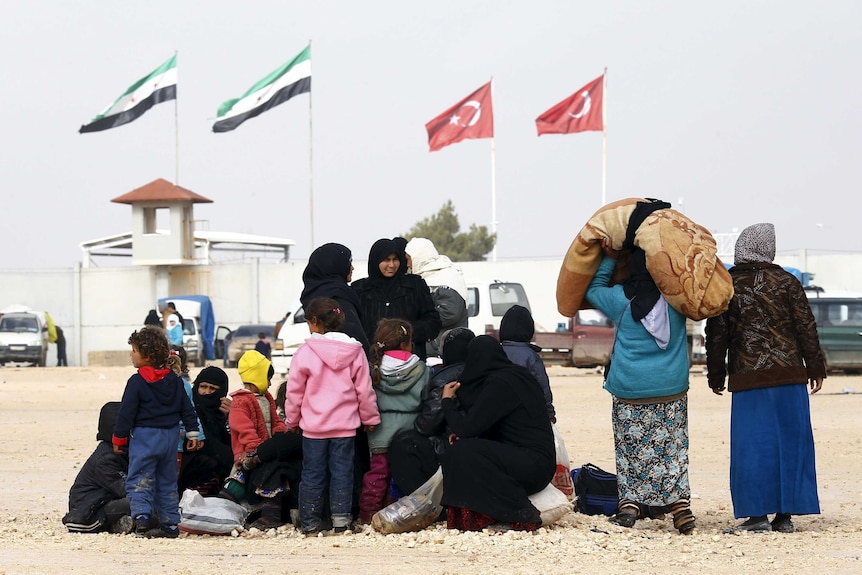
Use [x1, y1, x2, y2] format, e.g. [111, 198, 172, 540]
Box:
[2, 251, 860, 366]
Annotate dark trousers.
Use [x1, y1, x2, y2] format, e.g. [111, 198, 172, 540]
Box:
[300, 436, 355, 530]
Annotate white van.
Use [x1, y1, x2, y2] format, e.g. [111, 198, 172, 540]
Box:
[466, 280, 532, 336]
[0, 311, 49, 366]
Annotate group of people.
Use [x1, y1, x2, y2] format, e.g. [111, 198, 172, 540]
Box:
[64, 224, 825, 537]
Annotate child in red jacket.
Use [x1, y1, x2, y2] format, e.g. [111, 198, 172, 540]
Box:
[220, 350, 302, 530]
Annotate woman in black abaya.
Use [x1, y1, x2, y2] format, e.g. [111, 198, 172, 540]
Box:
[440, 335, 555, 531]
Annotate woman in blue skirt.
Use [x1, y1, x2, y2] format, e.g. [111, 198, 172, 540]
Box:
[705, 223, 825, 533]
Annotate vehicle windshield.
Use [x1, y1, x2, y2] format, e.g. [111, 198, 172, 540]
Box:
[0, 316, 39, 333]
[233, 325, 275, 338]
[488, 283, 530, 316]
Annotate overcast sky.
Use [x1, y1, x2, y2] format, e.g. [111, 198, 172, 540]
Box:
[2, 1, 860, 270]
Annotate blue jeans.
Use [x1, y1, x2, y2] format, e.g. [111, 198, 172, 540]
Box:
[126, 425, 181, 525]
[300, 436, 355, 530]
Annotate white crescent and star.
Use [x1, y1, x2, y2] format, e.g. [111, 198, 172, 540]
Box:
[569, 90, 591, 119]
[449, 100, 482, 127]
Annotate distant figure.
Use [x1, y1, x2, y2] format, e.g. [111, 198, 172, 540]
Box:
[144, 309, 161, 327]
[254, 332, 272, 359]
[162, 302, 184, 330]
[166, 315, 184, 346]
[56, 325, 68, 366]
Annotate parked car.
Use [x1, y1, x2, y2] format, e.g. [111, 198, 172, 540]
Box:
[466, 280, 532, 336]
[0, 311, 49, 366]
[215, 324, 278, 368]
[806, 297, 862, 373]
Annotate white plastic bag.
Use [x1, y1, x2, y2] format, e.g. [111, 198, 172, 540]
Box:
[178, 489, 249, 535]
[372, 467, 444, 534]
[551, 424, 575, 500]
[528, 483, 573, 526]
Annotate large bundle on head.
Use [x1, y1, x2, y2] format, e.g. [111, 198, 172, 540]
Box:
[556, 198, 733, 321]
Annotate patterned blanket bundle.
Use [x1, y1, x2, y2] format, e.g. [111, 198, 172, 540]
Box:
[556, 198, 733, 321]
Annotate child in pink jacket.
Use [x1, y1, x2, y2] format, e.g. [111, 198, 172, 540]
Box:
[284, 297, 380, 534]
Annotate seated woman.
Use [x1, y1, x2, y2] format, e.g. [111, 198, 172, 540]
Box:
[439, 335, 555, 531]
[63, 402, 134, 533]
[178, 366, 234, 496]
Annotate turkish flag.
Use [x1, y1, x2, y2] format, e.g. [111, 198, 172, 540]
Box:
[425, 82, 494, 152]
[536, 75, 604, 136]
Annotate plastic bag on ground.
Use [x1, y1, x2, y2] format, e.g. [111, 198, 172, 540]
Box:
[372, 467, 443, 534]
[178, 489, 249, 535]
[528, 483, 573, 526]
[551, 423, 575, 500]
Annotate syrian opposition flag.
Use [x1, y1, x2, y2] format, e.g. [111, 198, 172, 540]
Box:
[213, 45, 311, 133]
[425, 81, 494, 152]
[536, 74, 604, 136]
[79, 55, 177, 134]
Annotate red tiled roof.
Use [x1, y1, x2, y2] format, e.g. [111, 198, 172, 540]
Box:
[111, 178, 213, 204]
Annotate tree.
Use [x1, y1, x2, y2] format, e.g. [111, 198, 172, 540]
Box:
[402, 200, 496, 261]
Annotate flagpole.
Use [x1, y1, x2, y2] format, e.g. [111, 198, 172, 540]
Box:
[490, 77, 497, 262]
[491, 136, 497, 262]
[308, 40, 315, 251]
[174, 49, 180, 185]
[601, 67, 607, 206]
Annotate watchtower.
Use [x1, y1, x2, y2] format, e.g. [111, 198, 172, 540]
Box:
[111, 178, 212, 266]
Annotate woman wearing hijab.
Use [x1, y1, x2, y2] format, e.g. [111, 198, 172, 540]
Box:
[439, 335, 555, 531]
[585, 239, 695, 534]
[352, 238, 441, 361]
[301, 242, 369, 353]
[178, 366, 233, 495]
[706, 223, 825, 534]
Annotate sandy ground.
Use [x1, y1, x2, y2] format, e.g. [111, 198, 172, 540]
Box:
[1, 364, 860, 575]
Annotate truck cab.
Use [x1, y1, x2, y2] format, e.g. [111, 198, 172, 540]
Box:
[466, 280, 531, 336]
[0, 311, 49, 366]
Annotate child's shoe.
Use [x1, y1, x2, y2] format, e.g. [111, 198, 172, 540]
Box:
[146, 524, 180, 538]
[133, 514, 151, 537]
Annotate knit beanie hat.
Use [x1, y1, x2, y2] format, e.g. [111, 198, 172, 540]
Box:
[97, 401, 122, 442]
[238, 350, 272, 394]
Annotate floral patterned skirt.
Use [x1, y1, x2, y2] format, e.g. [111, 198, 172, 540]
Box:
[612, 395, 690, 506]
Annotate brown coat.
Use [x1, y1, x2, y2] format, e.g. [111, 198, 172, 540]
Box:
[705, 262, 826, 392]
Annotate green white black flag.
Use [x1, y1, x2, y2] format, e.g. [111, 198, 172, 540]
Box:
[213, 45, 311, 133]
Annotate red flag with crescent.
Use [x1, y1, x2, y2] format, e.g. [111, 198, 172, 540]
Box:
[425, 82, 494, 152]
[536, 74, 604, 135]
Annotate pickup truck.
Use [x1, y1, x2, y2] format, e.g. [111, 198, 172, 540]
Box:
[487, 309, 615, 368]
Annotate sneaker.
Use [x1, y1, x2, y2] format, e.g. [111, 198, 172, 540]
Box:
[134, 514, 151, 537]
[771, 514, 795, 533]
[332, 522, 355, 534]
[110, 515, 134, 535]
[146, 524, 180, 538]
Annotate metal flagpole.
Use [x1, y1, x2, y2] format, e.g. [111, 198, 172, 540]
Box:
[491, 136, 497, 262]
[601, 67, 607, 206]
[174, 50, 180, 185]
[490, 78, 497, 262]
[308, 40, 314, 251]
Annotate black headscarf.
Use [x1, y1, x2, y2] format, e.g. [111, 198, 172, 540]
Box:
[392, 236, 409, 276]
[499, 305, 535, 342]
[144, 309, 161, 326]
[440, 327, 475, 365]
[192, 366, 229, 431]
[456, 335, 521, 409]
[300, 243, 361, 309]
[366, 238, 401, 288]
[622, 199, 670, 322]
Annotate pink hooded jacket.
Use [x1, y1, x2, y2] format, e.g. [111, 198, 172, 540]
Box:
[284, 332, 380, 439]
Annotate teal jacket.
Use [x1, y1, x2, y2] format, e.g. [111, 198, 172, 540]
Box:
[585, 256, 689, 400]
[368, 357, 429, 452]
